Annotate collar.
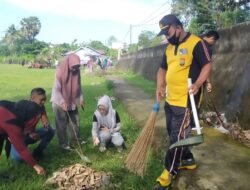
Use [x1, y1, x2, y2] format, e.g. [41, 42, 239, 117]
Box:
[179, 32, 191, 44]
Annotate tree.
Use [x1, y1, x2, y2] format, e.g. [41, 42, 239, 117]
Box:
[20, 16, 41, 43]
[138, 30, 156, 48]
[88, 40, 109, 54]
[3, 24, 20, 46]
[56, 43, 72, 55]
[70, 39, 80, 51]
[107, 35, 117, 47]
[107, 49, 118, 59]
[0, 43, 11, 56]
[210, 0, 250, 28]
[171, 0, 195, 27]
[150, 36, 164, 47]
[127, 44, 138, 54]
[21, 40, 48, 55]
[188, 0, 215, 34]
[171, 0, 250, 34]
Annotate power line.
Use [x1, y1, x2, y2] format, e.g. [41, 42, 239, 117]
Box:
[121, 28, 130, 43]
[140, 22, 158, 26]
[137, 1, 170, 26]
[132, 22, 158, 29]
[134, 9, 169, 27]
[123, 1, 170, 45]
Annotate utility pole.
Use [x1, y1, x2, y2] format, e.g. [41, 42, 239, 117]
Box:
[130, 24, 132, 45]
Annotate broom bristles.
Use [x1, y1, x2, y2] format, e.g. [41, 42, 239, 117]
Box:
[125, 111, 158, 177]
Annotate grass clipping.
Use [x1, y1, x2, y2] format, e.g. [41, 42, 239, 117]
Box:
[46, 163, 109, 190]
[125, 110, 158, 177]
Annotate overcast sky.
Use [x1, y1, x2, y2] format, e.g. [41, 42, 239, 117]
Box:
[0, 0, 171, 45]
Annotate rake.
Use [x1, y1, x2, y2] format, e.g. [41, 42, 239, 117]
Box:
[66, 111, 91, 163]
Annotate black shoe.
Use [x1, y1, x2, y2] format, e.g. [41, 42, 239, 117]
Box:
[178, 158, 197, 170]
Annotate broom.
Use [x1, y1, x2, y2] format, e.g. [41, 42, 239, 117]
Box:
[125, 102, 160, 177]
[66, 111, 91, 164]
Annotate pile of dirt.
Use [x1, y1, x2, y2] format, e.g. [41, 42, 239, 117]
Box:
[202, 111, 250, 147]
[225, 123, 250, 147]
[46, 164, 109, 190]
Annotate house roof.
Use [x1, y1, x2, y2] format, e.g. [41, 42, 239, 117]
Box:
[66, 47, 105, 57]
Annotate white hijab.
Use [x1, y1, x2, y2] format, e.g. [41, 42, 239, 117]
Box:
[94, 95, 116, 129]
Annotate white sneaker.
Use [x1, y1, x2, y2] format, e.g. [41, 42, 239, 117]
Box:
[99, 146, 107, 152]
[117, 146, 123, 153]
[61, 145, 72, 151]
[80, 140, 87, 144]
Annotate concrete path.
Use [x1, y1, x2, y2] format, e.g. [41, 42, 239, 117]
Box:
[107, 75, 250, 190]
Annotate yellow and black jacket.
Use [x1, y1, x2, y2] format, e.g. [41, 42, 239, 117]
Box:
[161, 33, 211, 108]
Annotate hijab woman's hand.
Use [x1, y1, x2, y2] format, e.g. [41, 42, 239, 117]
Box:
[93, 137, 100, 146]
[61, 101, 68, 111]
[80, 99, 84, 111]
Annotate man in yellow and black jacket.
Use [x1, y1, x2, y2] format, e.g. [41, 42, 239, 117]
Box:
[155, 14, 212, 188]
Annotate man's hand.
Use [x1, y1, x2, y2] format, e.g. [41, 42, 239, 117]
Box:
[156, 68, 167, 103]
[93, 137, 100, 146]
[43, 123, 50, 129]
[156, 88, 165, 102]
[206, 82, 212, 93]
[29, 132, 40, 141]
[188, 83, 200, 95]
[33, 164, 46, 175]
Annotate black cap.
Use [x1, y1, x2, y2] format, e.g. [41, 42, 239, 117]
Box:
[157, 14, 182, 36]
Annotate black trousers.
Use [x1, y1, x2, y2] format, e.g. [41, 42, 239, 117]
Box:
[164, 102, 194, 175]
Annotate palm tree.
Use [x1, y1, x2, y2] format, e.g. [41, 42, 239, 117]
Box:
[4, 24, 19, 46]
[20, 16, 41, 43]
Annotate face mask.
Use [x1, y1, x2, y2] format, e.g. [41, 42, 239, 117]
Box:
[168, 30, 180, 45]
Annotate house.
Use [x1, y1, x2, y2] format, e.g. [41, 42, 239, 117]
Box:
[66, 47, 105, 65]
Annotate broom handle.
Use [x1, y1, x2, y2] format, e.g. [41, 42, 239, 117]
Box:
[66, 111, 85, 156]
[188, 78, 201, 135]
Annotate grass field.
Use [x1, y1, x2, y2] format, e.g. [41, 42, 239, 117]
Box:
[113, 70, 156, 96]
[0, 64, 163, 190]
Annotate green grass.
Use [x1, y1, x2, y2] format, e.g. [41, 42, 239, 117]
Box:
[0, 64, 163, 190]
[113, 70, 156, 95]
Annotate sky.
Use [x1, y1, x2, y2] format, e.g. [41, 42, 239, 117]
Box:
[0, 0, 171, 46]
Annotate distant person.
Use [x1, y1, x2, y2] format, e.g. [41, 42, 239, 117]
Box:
[0, 88, 51, 175]
[10, 88, 55, 162]
[92, 95, 124, 152]
[107, 57, 111, 67]
[201, 30, 220, 93]
[87, 56, 94, 73]
[51, 53, 85, 150]
[103, 57, 108, 70]
[97, 58, 103, 70]
[54, 59, 59, 67]
[202, 30, 220, 47]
